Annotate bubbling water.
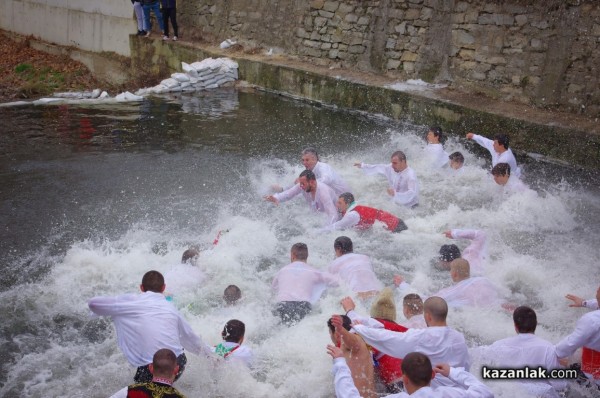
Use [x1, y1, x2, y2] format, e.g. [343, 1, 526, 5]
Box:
[1, 92, 599, 398]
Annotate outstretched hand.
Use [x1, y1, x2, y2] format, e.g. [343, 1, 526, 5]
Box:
[393, 274, 404, 287]
[264, 195, 279, 205]
[327, 344, 344, 359]
[353, 162, 362, 168]
[331, 314, 344, 331]
[340, 296, 355, 313]
[433, 363, 450, 377]
[565, 294, 584, 307]
[443, 230, 453, 238]
[466, 132, 474, 140]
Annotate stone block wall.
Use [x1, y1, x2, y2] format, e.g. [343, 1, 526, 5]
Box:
[179, 0, 599, 117]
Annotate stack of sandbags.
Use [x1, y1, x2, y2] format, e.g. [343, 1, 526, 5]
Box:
[138, 57, 239, 95]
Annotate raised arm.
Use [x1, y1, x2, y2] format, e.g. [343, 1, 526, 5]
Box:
[328, 346, 364, 398]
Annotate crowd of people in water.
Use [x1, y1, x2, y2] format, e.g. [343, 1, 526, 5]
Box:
[88, 128, 599, 398]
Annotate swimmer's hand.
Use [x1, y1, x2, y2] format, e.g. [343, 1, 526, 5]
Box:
[387, 188, 395, 197]
[353, 162, 362, 168]
[264, 195, 279, 205]
[466, 132, 474, 140]
[340, 296, 355, 313]
[327, 344, 344, 359]
[443, 230, 453, 238]
[565, 294, 584, 307]
[434, 363, 451, 377]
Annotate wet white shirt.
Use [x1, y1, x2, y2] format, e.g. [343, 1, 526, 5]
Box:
[272, 261, 338, 304]
[321, 203, 361, 232]
[472, 134, 521, 177]
[498, 175, 529, 196]
[312, 161, 352, 195]
[425, 143, 449, 169]
[212, 341, 254, 368]
[555, 310, 600, 374]
[328, 253, 383, 294]
[352, 323, 470, 388]
[88, 291, 213, 367]
[436, 277, 501, 308]
[332, 357, 492, 398]
[273, 180, 339, 224]
[475, 333, 567, 394]
[449, 229, 487, 276]
[359, 163, 419, 208]
[402, 313, 427, 329]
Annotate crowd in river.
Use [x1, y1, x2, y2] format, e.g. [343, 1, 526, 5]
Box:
[87, 128, 600, 398]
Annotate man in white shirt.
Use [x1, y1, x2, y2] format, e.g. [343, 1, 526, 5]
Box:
[475, 306, 566, 397]
[351, 296, 471, 389]
[265, 169, 339, 225]
[466, 132, 521, 177]
[163, 248, 206, 300]
[328, 236, 383, 300]
[322, 192, 408, 233]
[491, 163, 528, 196]
[556, 285, 600, 386]
[355, 151, 419, 208]
[213, 319, 254, 368]
[441, 229, 487, 275]
[272, 242, 338, 325]
[448, 152, 465, 171]
[328, 349, 492, 398]
[424, 126, 449, 169]
[88, 270, 214, 382]
[401, 293, 427, 329]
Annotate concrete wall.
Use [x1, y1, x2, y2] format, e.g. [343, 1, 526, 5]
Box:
[179, 0, 600, 118]
[0, 0, 135, 56]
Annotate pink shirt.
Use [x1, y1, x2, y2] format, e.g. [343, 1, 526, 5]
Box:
[272, 261, 338, 304]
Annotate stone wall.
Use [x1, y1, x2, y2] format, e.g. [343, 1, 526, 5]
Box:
[179, 0, 600, 117]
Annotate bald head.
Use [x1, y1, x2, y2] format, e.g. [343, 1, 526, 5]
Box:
[151, 349, 178, 379]
[424, 297, 448, 324]
[450, 258, 470, 281]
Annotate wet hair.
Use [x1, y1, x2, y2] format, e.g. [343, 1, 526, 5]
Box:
[327, 315, 352, 333]
[494, 134, 510, 149]
[334, 236, 353, 255]
[152, 349, 178, 377]
[429, 126, 443, 141]
[291, 242, 308, 261]
[299, 169, 317, 181]
[450, 258, 470, 279]
[491, 163, 511, 177]
[301, 147, 319, 161]
[223, 285, 242, 305]
[401, 352, 433, 387]
[222, 319, 245, 343]
[439, 244, 461, 262]
[449, 151, 464, 164]
[339, 192, 354, 205]
[513, 306, 537, 333]
[424, 296, 448, 322]
[181, 248, 199, 264]
[391, 150, 406, 162]
[142, 271, 165, 293]
[403, 293, 424, 315]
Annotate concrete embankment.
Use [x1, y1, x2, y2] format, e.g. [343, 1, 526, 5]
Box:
[132, 37, 599, 170]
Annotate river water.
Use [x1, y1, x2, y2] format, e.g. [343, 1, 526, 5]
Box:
[0, 88, 599, 397]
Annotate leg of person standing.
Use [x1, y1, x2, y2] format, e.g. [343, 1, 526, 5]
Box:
[133, 1, 146, 35]
[161, 6, 170, 39]
[170, 6, 178, 40]
[142, 2, 152, 37]
[151, 1, 165, 37]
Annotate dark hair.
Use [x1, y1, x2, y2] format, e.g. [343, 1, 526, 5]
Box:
[223, 285, 242, 305]
[302, 147, 319, 161]
[403, 293, 424, 315]
[449, 151, 464, 164]
[513, 306, 537, 333]
[494, 134, 510, 149]
[339, 192, 354, 205]
[299, 169, 317, 181]
[334, 236, 353, 255]
[429, 126, 443, 142]
[152, 349, 177, 376]
[327, 315, 352, 333]
[142, 271, 165, 293]
[222, 319, 245, 343]
[181, 248, 199, 264]
[401, 352, 433, 387]
[291, 243, 308, 261]
[491, 163, 511, 176]
[391, 150, 406, 162]
[439, 244, 461, 262]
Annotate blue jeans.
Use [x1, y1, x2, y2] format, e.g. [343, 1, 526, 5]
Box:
[142, 1, 164, 33]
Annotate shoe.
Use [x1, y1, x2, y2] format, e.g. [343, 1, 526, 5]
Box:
[136, 30, 143, 36]
[145, 32, 151, 37]
[173, 36, 178, 41]
[162, 35, 169, 40]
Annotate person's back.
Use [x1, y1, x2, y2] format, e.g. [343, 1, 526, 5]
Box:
[126, 349, 185, 398]
[213, 319, 254, 368]
[437, 276, 500, 308]
[273, 261, 336, 303]
[328, 252, 382, 295]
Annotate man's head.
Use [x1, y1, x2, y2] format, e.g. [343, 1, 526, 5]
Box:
[450, 258, 470, 283]
[291, 242, 308, 262]
[181, 248, 200, 264]
[513, 306, 537, 334]
[370, 287, 397, 322]
[149, 349, 179, 380]
[491, 163, 511, 186]
[423, 296, 448, 326]
[222, 319, 245, 343]
[334, 236, 353, 256]
[427, 126, 443, 144]
[401, 352, 433, 391]
[449, 152, 464, 170]
[438, 244, 461, 270]
[298, 169, 318, 193]
[390, 151, 408, 173]
[223, 284, 242, 305]
[337, 192, 354, 213]
[327, 314, 351, 343]
[493, 134, 510, 152]
[141, 271, 165, 293]
[403, 293, 424, 319]
[301, 147, 319, 170]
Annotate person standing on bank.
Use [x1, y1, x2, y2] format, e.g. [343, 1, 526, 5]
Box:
[160, 0, 178, 41]
[140, 0, 165, 38]
[131, 1, 147, 36]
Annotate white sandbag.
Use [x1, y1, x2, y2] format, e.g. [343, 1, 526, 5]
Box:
[99, 91, 110, 98]
[115, 91, 144, 102]
[171, 73, 190, 82]
[160, 78, 180, 88]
